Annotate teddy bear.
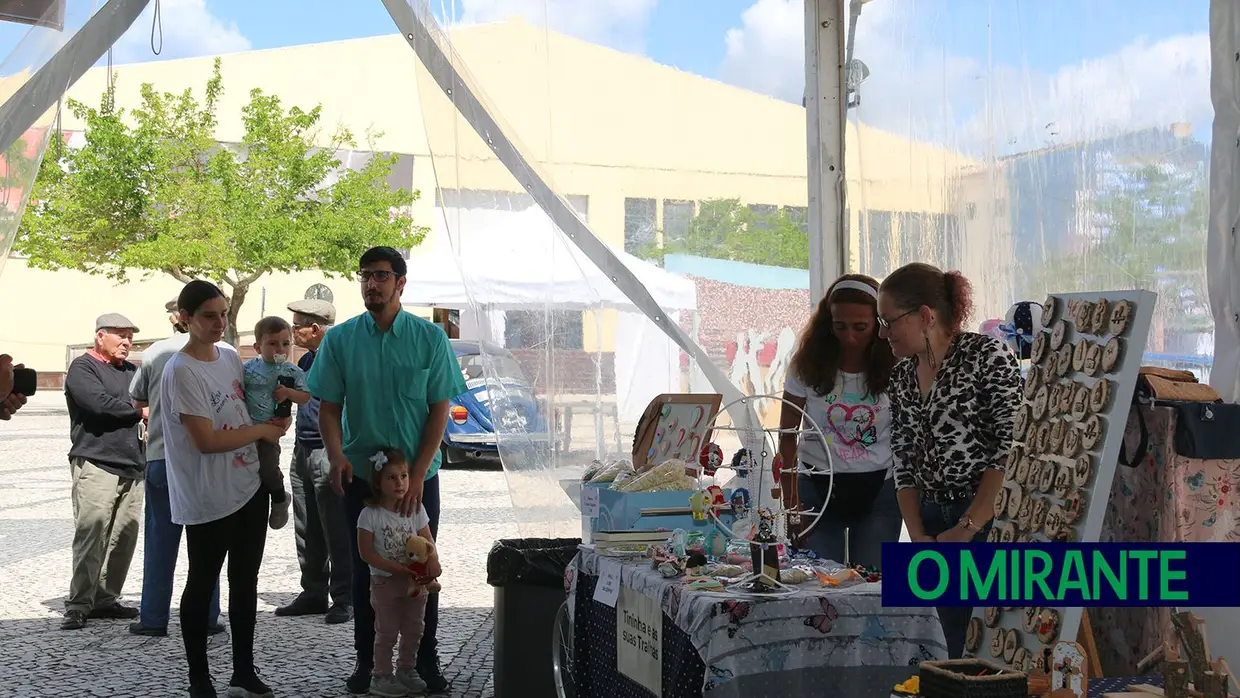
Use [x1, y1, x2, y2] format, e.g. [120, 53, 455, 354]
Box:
[404, 535, 442, 598]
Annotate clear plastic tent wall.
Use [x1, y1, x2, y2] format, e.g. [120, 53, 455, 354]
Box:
[0, 0, 115, 275]
[398, 1, 767, 540]
[846, 0, 1214, 375]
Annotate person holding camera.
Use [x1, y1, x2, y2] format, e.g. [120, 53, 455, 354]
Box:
[0, 354, 30, 419]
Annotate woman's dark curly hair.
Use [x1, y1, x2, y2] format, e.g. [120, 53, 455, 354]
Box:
[789, 274, 893, 398]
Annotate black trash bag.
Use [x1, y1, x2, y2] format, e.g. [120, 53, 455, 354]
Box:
[486, 537, 581, 587]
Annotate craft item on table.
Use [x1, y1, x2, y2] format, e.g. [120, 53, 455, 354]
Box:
[1014, 405, 1030, 442]
[1015, 455, 1032, 485]
[1006, 484, 1023, 519]
[582, 459, 605, 483]
[1013, 647, 1032, 674]
[1046, 347, 1059, 377]
[1050, 319, 1067, 350]
[616, 458, 687, 492]
[1101, 337, 1123, 374]
[1058, 382, 1076, 415]
[1063, 491, 1084, 522]
[1056, 346, 1073, 378]
[730, 488, 750, 517]
[1050, 419, 1068, 452]
[1051, 641, 1089, 698]
[999, 521, 1016, 543]
[685, 531, 706, 555]
[1069, 383, 1090, 421]
[965, 617, 983, 653]
[1043, 295, 1059, 324]
[1089, 378, 1111, 412]
[648, 546, 685, 578]
[589, 459, 634, 484]
[699, 442, 724, 476]
[1036, 608, 1062, 643]
[1083, 343, 1102, 376]
[682, 576, 723, 591]
[1063, 426, 1082, 457]
[1109, 299, 1133, 335]
[705, 529, 728, 559]
[1075, 300, 1094, 332]
[851, 563, 881, 583]
[1031, 332, 1048, 364]
[1053, 464, 1072, 498]
[665, 529, 688, 557]
[1081, 414, 1103, 451]
[685, 551, 708, 569]
[893, 675, 920, 696]
[748, 511, 781, 591]
[984, 606, 1001, 628]
[1024, 366, 1043, 399]
[1072, 340, 1089, 372]
[1003, 628, 1021, 663]
[1023, 606, 1040, 632]
[986, 527, 1001, 543]
[689, 488, 710, 521]
[1037, 459, 1055, 493]
[1032, 385, 1050, 420]
[816, 566, 862, 588]
[731, 448, 753, 478]
[706, 485, 727, 509]
[1032, 498, 1050, 530]
[779, 566, 813, 585]
[993, 486, 1009, 520]
[1017, 495, 1034, 530]
[610, 471, 636, 490]
[1090, 298, 1110, 332]
[989, 629, 1005, 658]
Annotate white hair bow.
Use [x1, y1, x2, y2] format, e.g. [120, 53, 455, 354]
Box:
[370, 451, 388, 471]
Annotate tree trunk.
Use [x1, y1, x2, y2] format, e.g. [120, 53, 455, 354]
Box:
[225, 281, 250, 349]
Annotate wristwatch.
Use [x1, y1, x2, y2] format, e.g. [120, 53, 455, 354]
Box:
[958, 515, 982, 533]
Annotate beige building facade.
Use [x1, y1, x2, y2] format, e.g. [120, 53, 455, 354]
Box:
[1, 18, 997, 376]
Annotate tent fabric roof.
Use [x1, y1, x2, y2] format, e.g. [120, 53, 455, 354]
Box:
[401, 207, 698, 311]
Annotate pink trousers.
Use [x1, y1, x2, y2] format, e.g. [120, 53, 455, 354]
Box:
[370, 575, 428, 676]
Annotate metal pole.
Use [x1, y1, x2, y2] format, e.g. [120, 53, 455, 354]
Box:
[805, 0, 848, 306]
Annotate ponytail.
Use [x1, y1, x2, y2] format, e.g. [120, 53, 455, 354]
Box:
[943, 271, 974, 333]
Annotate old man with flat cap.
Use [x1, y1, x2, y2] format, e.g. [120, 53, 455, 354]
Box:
[274, 297, 354, 624]
[61, 313, 146, 630]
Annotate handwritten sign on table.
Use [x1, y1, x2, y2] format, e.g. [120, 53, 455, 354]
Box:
[617, 586, 662, 696]
[581, 486, 600, 518]
[593, 557, 621, 607]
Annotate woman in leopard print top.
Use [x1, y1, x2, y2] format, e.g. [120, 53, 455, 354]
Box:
[877, 262, 1022, 658]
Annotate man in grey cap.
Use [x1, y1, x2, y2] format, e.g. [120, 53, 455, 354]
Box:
[127, 299, 226, 637]
[276, 297, 353, 624]
[61, 313, 146, 630]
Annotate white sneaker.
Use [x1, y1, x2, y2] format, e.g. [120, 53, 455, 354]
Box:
[269, 497, 290, 530]
[396, 668, 427, 695]
[369, 675, 408, 697]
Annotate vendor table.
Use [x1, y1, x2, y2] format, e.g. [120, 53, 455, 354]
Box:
[568, 546, 948, 698]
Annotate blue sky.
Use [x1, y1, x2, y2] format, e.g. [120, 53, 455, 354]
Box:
[0, 0, 1213, 151]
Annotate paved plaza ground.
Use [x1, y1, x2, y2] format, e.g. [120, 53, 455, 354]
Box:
[0, 393, 571, 697]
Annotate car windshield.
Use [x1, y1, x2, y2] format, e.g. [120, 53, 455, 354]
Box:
[458, 352, 528, 383]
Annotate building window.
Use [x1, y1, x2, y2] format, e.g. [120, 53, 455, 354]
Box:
[898, 212, 924, 265]
[504, 310, 584, 350]
[662, 200, 693, 241]
[436, 188, 588, 220]
[624, 197, 657, 253]
[866, 210, 892, 278]
[784, 206, 809, 233]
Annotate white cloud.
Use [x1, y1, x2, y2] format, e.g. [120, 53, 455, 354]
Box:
[111, 0, 251, 64]
[451, 0, 658, 54]
[719, 0, 1212, 154]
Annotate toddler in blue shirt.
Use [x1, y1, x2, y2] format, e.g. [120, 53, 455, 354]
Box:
[243, 316, 310, 529]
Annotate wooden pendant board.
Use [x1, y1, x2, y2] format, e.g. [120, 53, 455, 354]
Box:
[965, 290, 1157, 671]
[632, 393, 724, 470]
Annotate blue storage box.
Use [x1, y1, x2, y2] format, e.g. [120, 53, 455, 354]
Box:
[585, 482, 735, 535]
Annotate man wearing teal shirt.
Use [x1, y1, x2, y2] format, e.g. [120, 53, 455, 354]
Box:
[309, 246, 466, 695]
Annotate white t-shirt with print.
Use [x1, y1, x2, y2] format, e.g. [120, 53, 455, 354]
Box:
[357, 504, 431, 577]
[160, 345, 262, 526]
[784, 369, 893, 475]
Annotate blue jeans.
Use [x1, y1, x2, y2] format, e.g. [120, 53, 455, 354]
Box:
[346, 473, 441, 667]
[920, 497, 990, 659]
[796, 472, 901, 568]
[139, 459, 221, 629]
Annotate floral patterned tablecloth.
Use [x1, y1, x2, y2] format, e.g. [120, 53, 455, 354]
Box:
[568, 546, 947, 697]
[1095, 405, 1240, 675]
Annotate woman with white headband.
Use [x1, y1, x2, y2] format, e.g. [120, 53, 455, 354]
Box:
[778, 274, 900, 570]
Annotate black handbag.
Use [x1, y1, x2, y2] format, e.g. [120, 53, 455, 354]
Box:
[1121, 400, 1240, 465]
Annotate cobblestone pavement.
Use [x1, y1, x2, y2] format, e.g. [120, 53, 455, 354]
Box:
[0, 394, 579, 697]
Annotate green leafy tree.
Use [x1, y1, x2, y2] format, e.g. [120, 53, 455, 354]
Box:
[635, 198, 810, 269]
[1020, 161, 1210, 341]
[18, 58, 426, 345]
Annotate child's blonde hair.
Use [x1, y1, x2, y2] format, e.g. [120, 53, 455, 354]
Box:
[363, 447, 409, 508]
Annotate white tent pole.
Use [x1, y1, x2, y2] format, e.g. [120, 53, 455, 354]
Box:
[805, 0, 849, 304]
[384, 0, 759, 435]
[0, 0, 152, 154]
[1209, 0, 1240, 403]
